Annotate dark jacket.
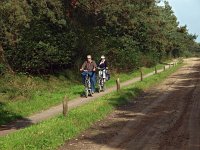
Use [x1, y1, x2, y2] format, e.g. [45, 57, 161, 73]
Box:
[98, 60, 108, 69]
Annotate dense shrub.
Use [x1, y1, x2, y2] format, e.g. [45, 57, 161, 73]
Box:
[0, 64, 5, 75]
[0, 0, 199, 74]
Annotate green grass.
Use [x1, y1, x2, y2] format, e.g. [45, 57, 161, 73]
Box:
[0, 62, 183, 150]
[0, 62, 169, 125]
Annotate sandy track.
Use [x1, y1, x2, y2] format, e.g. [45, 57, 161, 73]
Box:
[60, 58, 200, 150]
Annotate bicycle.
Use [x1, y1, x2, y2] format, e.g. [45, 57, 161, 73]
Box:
[97, 68, 107, 93]
[84, 71, 93, 98]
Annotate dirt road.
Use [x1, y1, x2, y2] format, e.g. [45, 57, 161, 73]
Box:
[60, 58, 200, 150]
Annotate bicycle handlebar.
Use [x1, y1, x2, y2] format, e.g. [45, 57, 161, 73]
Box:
[97, 67, 108, 70]
[81, 68, 107, 73]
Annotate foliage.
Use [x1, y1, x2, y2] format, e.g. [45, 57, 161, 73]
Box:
[0, 64, 5, 75]
[0, 0, 199, 73]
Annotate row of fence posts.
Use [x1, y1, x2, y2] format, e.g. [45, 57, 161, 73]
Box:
[62, 62, 178, 116]
[115, 62, 178, 92]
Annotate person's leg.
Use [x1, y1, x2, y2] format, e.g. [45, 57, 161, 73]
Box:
[81, 72, 87, 85]
[93, 73, 96, 92]
[99, 70, 103, 84]
[102, 70, 106, 78]
[90, 72, 96, 92]
[103, 69, 106, 82]
[98, 70, 101, 78]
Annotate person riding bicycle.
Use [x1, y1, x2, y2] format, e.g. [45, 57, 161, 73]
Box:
[80, 55, 97, 93]
[98, 55, 108, 82]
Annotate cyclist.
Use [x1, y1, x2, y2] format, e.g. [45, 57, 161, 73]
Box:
[80, 55, 97, 94]
[98, 55, 108, 82]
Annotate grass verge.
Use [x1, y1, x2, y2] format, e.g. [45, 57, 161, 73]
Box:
[0, 62, 168, 125]
[0, 62, 183, 150]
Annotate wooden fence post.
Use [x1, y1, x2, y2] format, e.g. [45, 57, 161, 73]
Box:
[140, 68, 143, 81]
[163, 66, 166, 71]
[116, 78, 120, 92]
[169, 64, 171, 69]
[155, 66, 157, 74]
[63, 96, 68, 117]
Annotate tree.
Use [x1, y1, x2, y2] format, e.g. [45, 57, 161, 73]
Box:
[0, 0, 198, 74]
[0, 0, 31, 73]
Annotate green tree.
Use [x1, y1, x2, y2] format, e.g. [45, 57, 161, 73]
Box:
[0, 0, 31, 73]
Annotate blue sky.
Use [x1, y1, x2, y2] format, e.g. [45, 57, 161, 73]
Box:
[160, 0, 200, 42]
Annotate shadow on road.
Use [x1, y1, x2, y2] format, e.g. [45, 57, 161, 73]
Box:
[60, 61, 200, 150]
[0, 102, 33, 136]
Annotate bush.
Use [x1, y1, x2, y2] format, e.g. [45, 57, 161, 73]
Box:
[0, 64, 5, 75]
[6, 20, 78, 73]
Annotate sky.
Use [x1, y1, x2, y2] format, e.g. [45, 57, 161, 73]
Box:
[159, 0, 200, 42]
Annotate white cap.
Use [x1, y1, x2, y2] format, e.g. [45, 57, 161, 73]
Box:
[101, 55, 105, 59]
[87, 55, 92, 59]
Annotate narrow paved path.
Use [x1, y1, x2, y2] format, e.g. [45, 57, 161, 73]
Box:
[0, 63, 174, 136]
[60, 58, 200, 150]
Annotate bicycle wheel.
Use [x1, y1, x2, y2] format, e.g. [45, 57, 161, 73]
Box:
[98, 77, 101, 93]
[85, 88, 88, 98]
[102, 85, 105, 92]
[98, 86, 101, 93]
[102, 81, 106, 92]
[89, 89, 93, 96]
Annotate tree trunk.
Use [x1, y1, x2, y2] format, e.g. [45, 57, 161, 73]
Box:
[0, 43, 14, 74]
